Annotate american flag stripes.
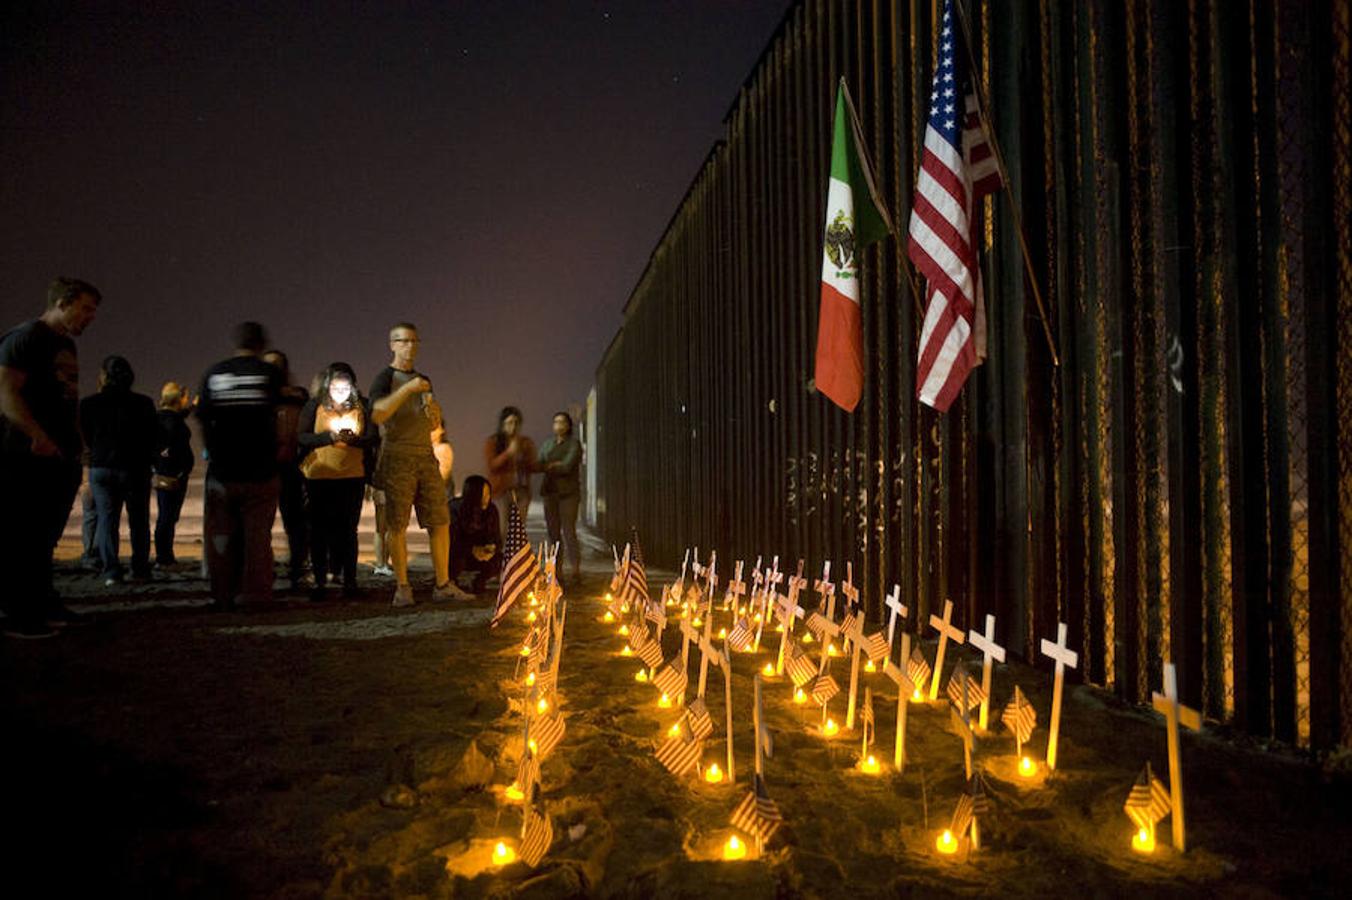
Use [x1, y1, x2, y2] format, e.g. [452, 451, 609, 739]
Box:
[946, 664, 987, 713]
[861, 630, 891, 663]
[519, 803, 553, 868]
[908, 647, 933, 691]
[515, 750, 539, 798]
[839, 612, 859, 642]
[727, 617, 756, 653]
[653, 661, 689, 699]
[622, 531, 650, 606]
[633, 630, 665, 670]
[906, 0, 1003, 412]
[644, 597, 667, 630]
[531, 712, 565, 759]
[685, 698, 714, 741]
[491, 500, 538, 628]
[1124, 763, 1172, 830]
[1002, 685, 1037, 744]
[786, 645, 818, 689]
[532, 664, 557, 698]
[730, 773, 783, 844]
[806, 611, 834, 640]
[811, 672, 841, 706]
[655, 734, 702, 776]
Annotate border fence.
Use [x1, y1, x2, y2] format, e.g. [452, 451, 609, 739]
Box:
[590, 0, 1351, 752]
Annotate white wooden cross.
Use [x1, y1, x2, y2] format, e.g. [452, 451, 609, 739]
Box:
[1039, 621, 1079, 771]
[881, 633, 916, 772]
[928, 599, 966, 700]
[844, 611, 869, 729]
[813, 561, 835, 620]
[696, 623, 735, 784]
[671, 548, 691, 604]
[774, 562, 808, 674]
[967, 614, 1005, 732]
[1152, 661, 1201, 852]
[754, 556, 781, 650]
[748, 556, 764, 614]
[883, 584, 908, 652]
[725, 560, 747, 614]
[840, 563, 860, 655]
[677, 614, 701, 705]
[813, 584, 843, 727]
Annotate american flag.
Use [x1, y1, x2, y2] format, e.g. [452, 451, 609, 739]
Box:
[1002, 685, 1037, 744]
[519, 802, 553, 868]
[1124, 762, 1172, 830]
[968, 772, 990, 817]
[727, 616, 755, 653]
[633, 628, 665, 670]
[730, 773, 783, 844]
[861, 630, 890, 663]
[531, 712, 565, 759]
[645, 596, 667, 630]
[907, 0, 1003, 412]
[908, 646, 933, 690]
[491, 500, 538, 628]
[685, 698, 714, 741]
[946, 664, 986, 713]
[786, 644, 818, 688]
[653, 661, 688, 699]
[532, 664, 556, 698]
[806, 611, 834, 640]
[655, 734, 702, 777]
[515, 750, 539, 798]
[622, 529, 650, 605]
[526, 627, 548, 670]
[839, 611, 860, 642]
[811, 671, 841, 706]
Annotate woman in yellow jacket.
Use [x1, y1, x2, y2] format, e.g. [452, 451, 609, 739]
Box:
[298, 362, 376, 601]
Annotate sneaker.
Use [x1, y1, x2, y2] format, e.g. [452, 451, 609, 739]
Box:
[4, 619, 59, 640]
[371, 563, 394, 577]
[45, 604, 91, 628]
[432, 581, 472, 602]
[391, 584, 415, 608]
[103, 573, 124, 587]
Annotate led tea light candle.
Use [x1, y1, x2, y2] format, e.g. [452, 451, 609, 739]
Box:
[936, 829, 958, 855]
[722, 835, 747, 860]
[704, 762, 724, 784]
[492, 841, 516, 865]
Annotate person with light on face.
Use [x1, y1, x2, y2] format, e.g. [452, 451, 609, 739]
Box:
[0, 277, 101, 638]
[369, 322, 453, 606]
[297, 362, 376, 601]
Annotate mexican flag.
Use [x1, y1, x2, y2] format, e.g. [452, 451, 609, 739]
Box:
[814, 79, 894, 413]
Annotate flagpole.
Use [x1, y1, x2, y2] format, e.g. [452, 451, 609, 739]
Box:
[951, 0, 1061, 368]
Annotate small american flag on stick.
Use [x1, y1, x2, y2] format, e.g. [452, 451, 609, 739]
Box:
[861, 630, 890, 664]
[519, 801, 553, 868]
[655, 733, 702, 777]
[730, 772, 783, 844]
[1124, 762, 1172, 830]
[622, 528, 650, 605]
[653, 661, 688, 699]
[531, 712, 565, 759]
[491, 501, 537, 628]
[1002, 685, 1037, 745]
[514, 750, 539, 798]
[727, 616, 755, 653]
[811, 670, 841, 706]
[633, 629, 665, 670]
[908, 646, 933, 691]
[786, 644, 818, 689]
[946, 663, 986, 713]
[685, 698, 714, 741]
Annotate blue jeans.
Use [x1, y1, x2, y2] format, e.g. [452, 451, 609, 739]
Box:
[89, 466, 151, 579]
[204, 475, 279, 606]
[154, 484, 188, 564]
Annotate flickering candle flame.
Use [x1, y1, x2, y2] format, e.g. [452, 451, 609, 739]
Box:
[859, 754, 881, 774]
[936, 829, 958, 855]
[775, 623, 784, 633]
[605, 592, 613, 603]
[722, 835, 747, 860]
[621, 602, 630, 614]
[526, 610, 537, 623]
[620, 645, 634, 657]
[492, 841, 516, 865]
[504, 782, 524, 801]
[1132, 825, 1156, 854]
[667, 722, 682, 737]
[603, 610, 615, 623]
[828, 642, 841, 656]
[524, 671, 536, 687]
[658, 692, 673, 708]
[802, 633, 814, 644]
[793, 688, 807, 705]
[692, 617, 703, 628]
[635, 669, 648, 683]
[718, 627, 727, 639]
[912, 688, 925, 703]
[864, 659, 877, 672]
[1018, 756, 1036, 778]
[528, 593, 538, 607]
[536, 696, 549, 714]
[754, 613, 763, 623]
[519, 643, 531, 657]
[823, 718, 839, 736]
[527, 738, 538, 754]
[704, 762, 724, 783]
[761, 663, 776, 677]
[619, 623, 630, 636]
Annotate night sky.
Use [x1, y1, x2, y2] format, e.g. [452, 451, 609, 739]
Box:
[1, 0, 789, 462]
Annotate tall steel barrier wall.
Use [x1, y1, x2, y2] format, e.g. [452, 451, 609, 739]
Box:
[593, 0, 1351, 752]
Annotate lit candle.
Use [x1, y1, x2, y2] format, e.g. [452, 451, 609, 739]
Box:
[722, 835, 747, 860]
[618, 623, 630, 636]
[621, 602, 630, 614]
[635, 669, 648, 683]
[859, 754, 881, 774]
[754, 613, 763, 623]
[603, 610, 615, 623]
[519, 643, 531, 657]
[620, 645, 634, 657]
[1131, 825, 1156, 854]
[718, 627, 727, 639]
[1018, 756, 1036, 778]
[936, 829, 958, 855]
[524, 672, 536, 687]
[692, 617, 703, 628]
[822, 718, 839, 736]
[911, 687, 925, 703]
[526, 610, 537, 624]
[864, 659, 876, 673]
[658, 692, 672, 708]
[793, 688, 807, 705]
[802, 633, 814, 645]
[827, 642, 841, 657]
[536, 696, 549, 714]
[492, 841, 516, 865]
[528, 593, 538, 607]
[761, 662, 776, 677]
[504, 781, 524, 801]
[667, 722, 682, 737]
[605, 592, 613, 603]
[704, 762, 724, 784]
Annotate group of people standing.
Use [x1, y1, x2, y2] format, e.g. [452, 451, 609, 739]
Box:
[0, 278, 583, 639]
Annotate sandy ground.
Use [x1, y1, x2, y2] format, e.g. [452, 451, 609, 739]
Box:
[3, 491, 1350, 897]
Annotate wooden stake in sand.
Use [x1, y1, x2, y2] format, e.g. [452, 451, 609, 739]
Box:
[1151, 661, 1201, 852]
[840, 563, 860, 655]
[725, 560, 746, 614]
[967, 614, 1005, 732]
[753, 556, 781, 651]
[774, 562, 807, 674]
[729, 674, 784, 856]
[949, 669, 976, 780]
[809, 581, 843, 728]
[1039, 621, 1079, 771]
[696, 627, 734, 783]
[927, 599, 966, 700]
[677, 614, 701, 704]
[881, 633, 916, 772]
[883, 584, 908, 651]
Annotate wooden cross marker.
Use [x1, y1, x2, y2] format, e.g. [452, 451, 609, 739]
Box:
[677, 615, 701, 704]
[1152, 661, 1201, 852]
[697, 626, 735, 783]
[705, 551, 719, 598]
[749, 557, 764, 614]
[754, 557, 781, 650]
[725, 560, 747, 614]
[696, 608, 718, 699]
[1039, 621, 1079, 771]
[928, 599, 966, 700]
[774, 561, 808, 674]
[814, 561, 835, 616]
[813, 585, 843, 727]
[883, 584, 908, 652]
[881, 633, 916, 772]
[967, 614, 1005, 732]
[844, 611, 869, 729]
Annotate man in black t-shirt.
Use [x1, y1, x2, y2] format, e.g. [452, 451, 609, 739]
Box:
[196, 321, 282, 608]
[0, 277, 101, 639]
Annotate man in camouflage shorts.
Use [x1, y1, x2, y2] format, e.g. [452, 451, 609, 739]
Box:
[369, 323, 459, 605]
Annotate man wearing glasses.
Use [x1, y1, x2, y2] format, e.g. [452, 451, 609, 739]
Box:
[369, 322, 458, 605]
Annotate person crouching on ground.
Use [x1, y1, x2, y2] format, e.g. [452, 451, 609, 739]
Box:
[152, 381, 194, 567]
[369, 322, 454, 606]
[538, 410, 582, 587]
[446, 474, 500, 596]
[80, 354, 158, 585]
